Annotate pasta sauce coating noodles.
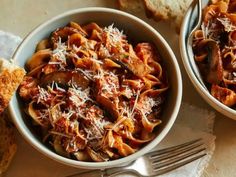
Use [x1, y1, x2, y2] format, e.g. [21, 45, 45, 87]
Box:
[193, 0, 236, 109]
[18, 22, 168, 162]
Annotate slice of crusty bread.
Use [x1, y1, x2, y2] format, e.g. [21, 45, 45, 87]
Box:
[117, 0, 144, 13]
[0, 58, 25, 114]
[0, 113, 17, 174]
[117, 0, 193, 32]
[143, 0, 193, 31]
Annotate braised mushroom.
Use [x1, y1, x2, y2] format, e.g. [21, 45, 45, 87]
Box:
[96, 95, 119, 120]
[26, 49, 52, 71]
[86, 147, 108, 162]
[28, 101, 49, 127]
[206, 40, 223, 84]
[111, 56, 150, 77]
[36, 39, 51, 51]
[40, 71, 90, 89]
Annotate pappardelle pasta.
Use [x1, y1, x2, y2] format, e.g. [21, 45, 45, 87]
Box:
[18, 22, 168, 162]
[193, 0, 236, 109]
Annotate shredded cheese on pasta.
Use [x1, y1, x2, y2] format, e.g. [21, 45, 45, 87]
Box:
[18, 22, 168, 162]
[193, 0, 236, 108]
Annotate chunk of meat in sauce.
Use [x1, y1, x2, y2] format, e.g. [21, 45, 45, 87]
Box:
[211, 84, 236, 106]
[19, 76, 39, 101]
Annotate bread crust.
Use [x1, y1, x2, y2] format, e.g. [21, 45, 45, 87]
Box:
[0, 58, 24, 173]
[0, 114, 17, 174]
[0, 68, 25, 114]
[117, 0, 194, 32]
[143, 0, 193, 32]
[143, 0, 169, 21]
[118, 0, 144, 13]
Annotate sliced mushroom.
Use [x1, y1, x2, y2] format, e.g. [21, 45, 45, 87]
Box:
[40, 71, 90, 89]
[27, 63, 46, 78]
[50, 102, 64, 123]
[74, 151, 91, 161]
[86, 147, 108, 162]
[36, 39, 51, 51]
[53, 136, 70, 158]
[111, 56, 150, 77]
[96, 95, 119, 120]
[28, 101, 49, 127]
[111, 58, 133, 73]
[104, 148, 119, 159]
[28, 101, 42, 126]
[26, 49, 52, 71]
[206, 40, 223, 84]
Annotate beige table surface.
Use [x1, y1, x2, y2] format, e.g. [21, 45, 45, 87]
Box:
[1, 0, 236, 177]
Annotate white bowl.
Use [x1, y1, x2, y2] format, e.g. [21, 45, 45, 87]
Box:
[9, 7, 182, 169]
[180, 0, 236, 119]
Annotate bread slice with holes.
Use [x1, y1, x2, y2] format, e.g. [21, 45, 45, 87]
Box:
[143, 0, 193, 31]
[0, 58, 25, 114]
[0, 113, 17, 174]
[117, 0, 193, 31]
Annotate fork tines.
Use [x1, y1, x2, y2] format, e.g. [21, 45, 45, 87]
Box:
[148, 138, 206, 175]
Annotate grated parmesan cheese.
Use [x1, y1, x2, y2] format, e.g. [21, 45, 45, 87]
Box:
[37, 86, 50, 103]
[21, 22, 166, 160]
[131, 90, 140, 116]
[76, 68, 94, 80]
[94, 119, 109, 132]
[95, 71, 119, 95]
[68, 86, 92, 108]
[36, 109, 50, 126]
[94, 69, 105, 80]
[122, 85, 133, 99]
[201, 21, 220, 41]
[139, 96, 160, 115]
[72, 44, 81, 52]
[103, 24, 125, 45]
[84, 39, 96, 50]
[55, 83, 66, 92]
[84, 124, 103, 140]
[233, 72, 236, 77]
[50, 37, 68, 69]
[217, 17, 236, 32]
[98, 44, 111, 58]
[61, 111, 74, 120]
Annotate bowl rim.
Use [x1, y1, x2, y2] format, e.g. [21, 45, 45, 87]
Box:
[9, 7, 182, 169]
[179, 1, 236, 119]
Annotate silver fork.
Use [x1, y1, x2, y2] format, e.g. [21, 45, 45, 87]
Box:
[66, 139, 206, 177]
[186, 0, 207, 89]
